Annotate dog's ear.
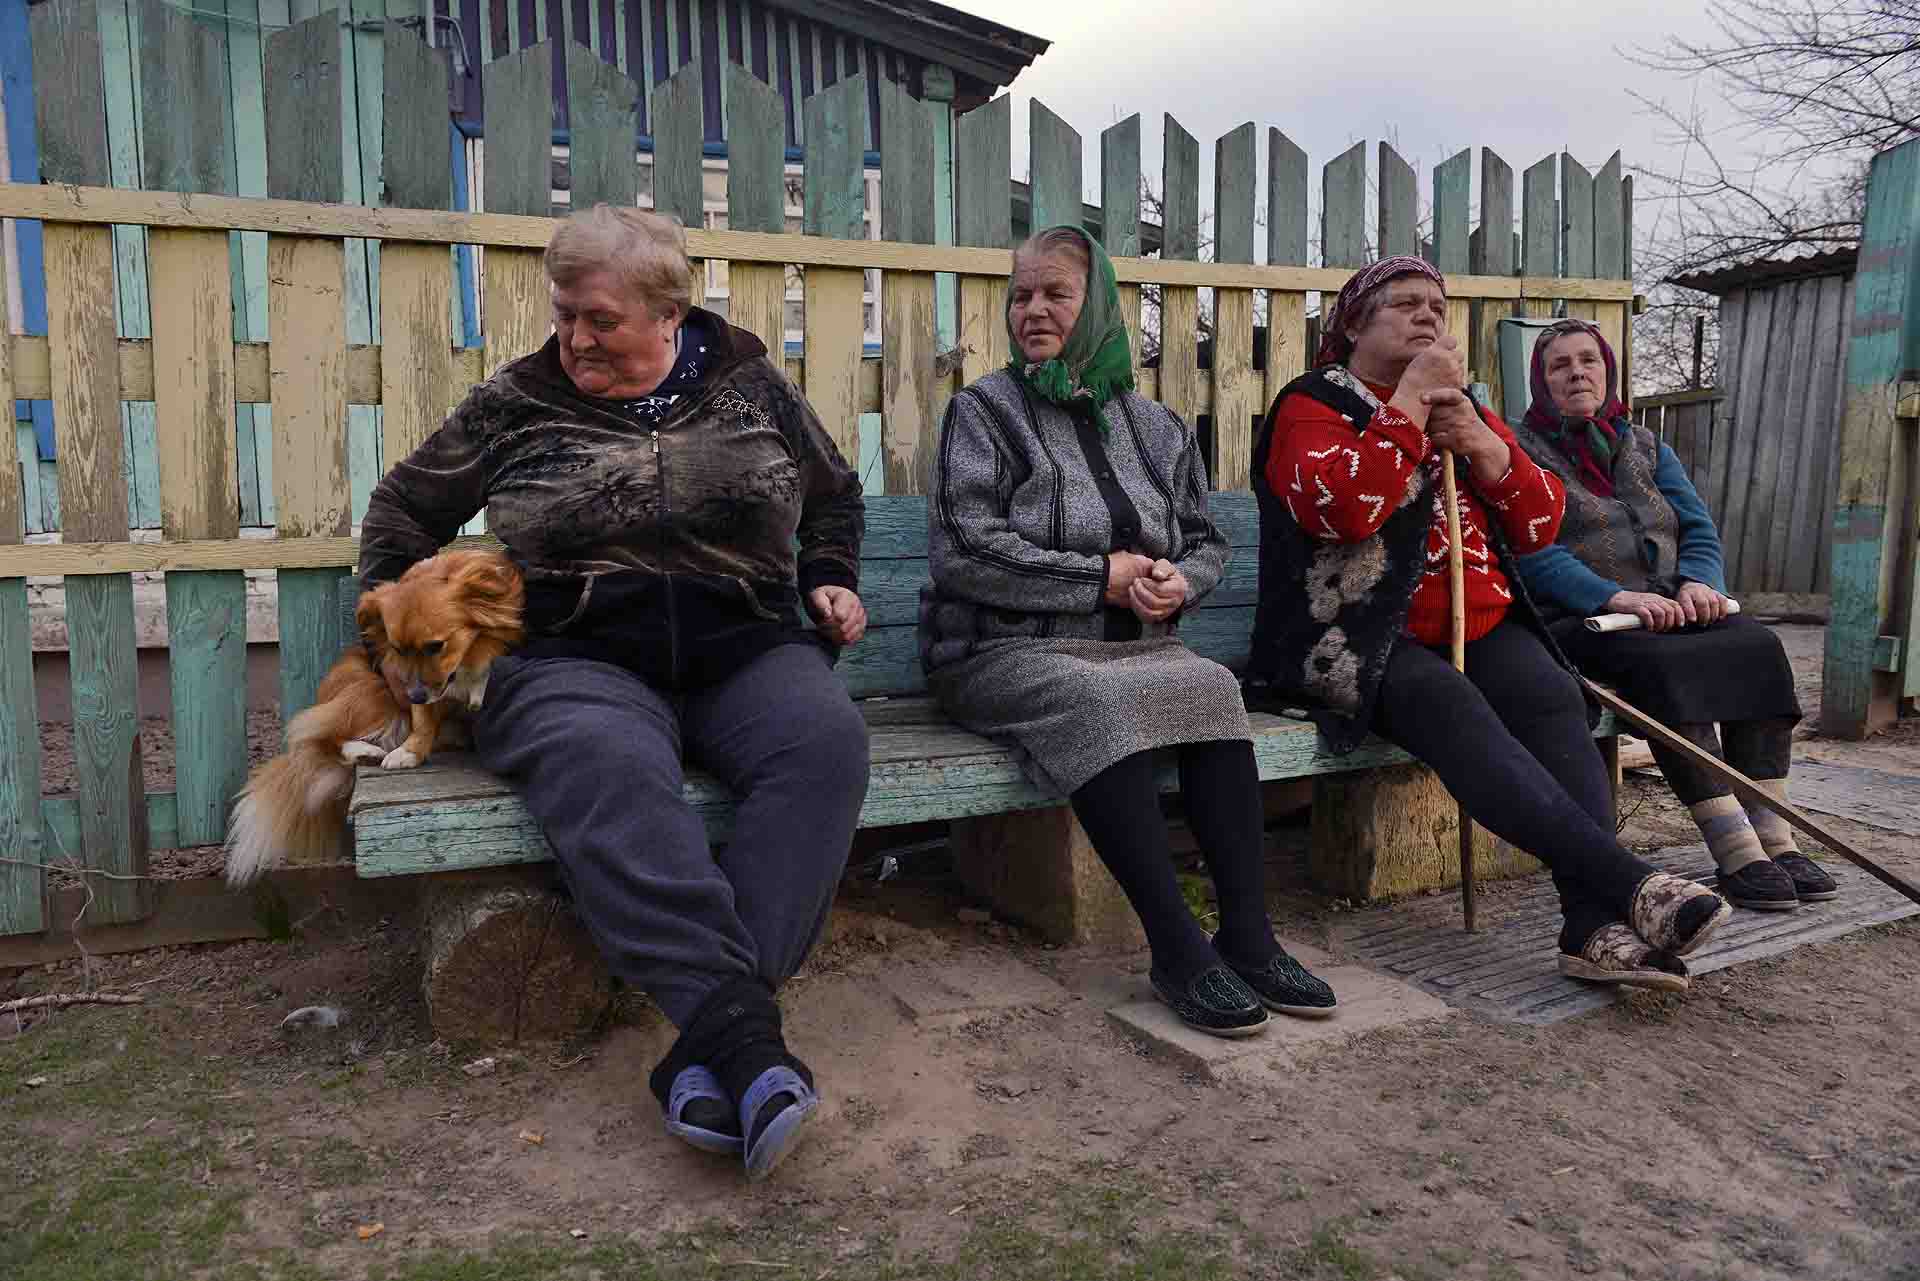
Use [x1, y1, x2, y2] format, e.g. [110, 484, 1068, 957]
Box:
[450, 553, 524, 634]
[355, 586, 392, 655]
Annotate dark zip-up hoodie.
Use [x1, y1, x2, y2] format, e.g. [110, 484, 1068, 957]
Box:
[357, 310, 864, 689]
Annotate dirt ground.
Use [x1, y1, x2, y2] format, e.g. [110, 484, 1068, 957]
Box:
[6, 624, 1919, 1281]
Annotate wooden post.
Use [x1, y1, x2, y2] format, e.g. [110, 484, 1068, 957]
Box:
[1824, 136, 1920, 737]
[801, 75, 869, 471]
[1158, 114, 1201, 424]
[879, 78, 939, 497]
[1101, 114, 1142, 371]
[952, 807, 1144, 949]
[724, 63, 788, 350]
[1211, 121, 1257, 490]
[1471, 148, 1515, 409]
[1264, 129, 1309, 418]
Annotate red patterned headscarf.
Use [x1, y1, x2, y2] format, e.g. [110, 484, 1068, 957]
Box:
[1315, 255, 1446, 367]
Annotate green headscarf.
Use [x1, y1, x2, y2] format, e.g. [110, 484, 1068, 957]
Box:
[1005, 225, 1136, 418]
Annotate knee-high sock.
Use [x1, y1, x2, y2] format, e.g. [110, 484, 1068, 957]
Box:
[1745, 777, 1799, 858]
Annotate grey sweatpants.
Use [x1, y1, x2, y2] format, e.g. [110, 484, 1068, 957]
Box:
[473, 643, 870, 1026]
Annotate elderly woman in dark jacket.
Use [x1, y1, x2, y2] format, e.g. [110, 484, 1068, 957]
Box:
[922, 225, 1335, 1038]
[1245, 257, 1731, 992]
[1512, 318, 1834, 911]
[358, 205, 867, 1180]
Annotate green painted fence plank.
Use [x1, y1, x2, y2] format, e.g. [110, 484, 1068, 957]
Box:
[1475, 148, 1514, 275]
[802, 74, 868, 240]
[30, 0, 110, 186]
[723, 61, 784, 233]
[278, 570, 346, 726]
[1622, 173, 1634, 279]
[1594, 150, 1624, 278]
[65, 576, 152, 923]
[1432, 147, 1470, 274]
[1267, 129, 1307, 267]
[164, 573, 249, 847]
[879, 77, 935, 243]
[1161, 113, 1199, 262]
[226, 0, 276, 529]
[1378, 141, 1417, 260]
[956, 93, 1014, 250]
[1321, 140, 1365, 269]
[569, 42, 641, 211]
[1098, 113, 1140, 256]
[652, 60, 705, 228]
[138, 0, 235, 195]
[1824, 137, 1920, 736]
[1028, 100, 1081, 237]
[483, 43, 555, 217]
[40, 792, 179, 860]
[1521, 154, 1556, 277]
[1561, 151, 1594, 278]
[264, 13, 346, 203]
[0, 579, 45, 936]
[1213, 121, 1256, 265]
[382, 26, 453, 208]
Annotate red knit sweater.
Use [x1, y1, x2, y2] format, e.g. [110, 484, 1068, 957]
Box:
[1265, 381, 1565, 646]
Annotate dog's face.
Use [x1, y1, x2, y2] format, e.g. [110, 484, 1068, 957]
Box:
[356, 552, 525, 706]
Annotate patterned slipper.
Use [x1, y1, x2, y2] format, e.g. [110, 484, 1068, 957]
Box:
[1775, 853, 1839, 901]
[1216, 939, 1337, 1018]
[1558, 923, 1690, 993]
[1629, 872, 1732, 956]
[664, 1065, 744, 1155]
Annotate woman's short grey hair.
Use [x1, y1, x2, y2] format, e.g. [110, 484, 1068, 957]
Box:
[1012, 226, 1090, 275]
[545, 204, 694, 320]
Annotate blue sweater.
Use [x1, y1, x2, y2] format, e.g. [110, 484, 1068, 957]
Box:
[1515, 442, 1726, 616]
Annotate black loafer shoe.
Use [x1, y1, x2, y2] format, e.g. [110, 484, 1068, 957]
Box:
[1716, 859, 1799, 911]
[1774, 853, 1839, 901]
[1216, 939, 1338, 1018]
[1148, 965, 1268, 1039]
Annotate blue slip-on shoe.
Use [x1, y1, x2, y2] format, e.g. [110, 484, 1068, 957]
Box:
[664, 1065, 744, 1155]
[740, 1064, 819, 1182]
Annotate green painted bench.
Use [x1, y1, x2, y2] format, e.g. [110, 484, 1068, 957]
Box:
[347, 491, 1617, 1023]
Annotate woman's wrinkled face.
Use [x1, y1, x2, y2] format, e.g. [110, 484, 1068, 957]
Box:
[1543, 332, 1608, 417]
[1345, 277, 1447, 380]
[551, 270, 680, 397]
[1009, 252, 1087, 363]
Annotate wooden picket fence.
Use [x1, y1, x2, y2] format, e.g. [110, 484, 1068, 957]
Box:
[0, 0, 1633, 939]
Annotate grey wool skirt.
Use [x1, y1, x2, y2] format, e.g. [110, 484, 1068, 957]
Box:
[927, 636, 1252, 796]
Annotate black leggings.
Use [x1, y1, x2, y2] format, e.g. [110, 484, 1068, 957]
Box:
[1371, 622, 1659, 949]
[1068, 739, 1277, 982]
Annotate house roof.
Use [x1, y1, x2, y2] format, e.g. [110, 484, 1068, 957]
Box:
[765, 0, 1049, 107]
[1668, 246, 1858, 296]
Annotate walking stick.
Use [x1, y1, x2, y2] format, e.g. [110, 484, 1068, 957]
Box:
[1439, 451, 1477, 931]
[1581, 679, 1920, 907]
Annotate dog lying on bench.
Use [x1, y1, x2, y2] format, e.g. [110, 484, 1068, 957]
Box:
[223, 550, 524, 886]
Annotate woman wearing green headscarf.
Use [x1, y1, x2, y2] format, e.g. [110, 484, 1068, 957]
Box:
[920, 226, 1335, 1037]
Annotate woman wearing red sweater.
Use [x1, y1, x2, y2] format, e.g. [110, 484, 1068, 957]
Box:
[1244, 257, 1730, 989]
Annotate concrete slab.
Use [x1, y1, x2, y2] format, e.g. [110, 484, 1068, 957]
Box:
[882, 951, 1073, 1027]
[1105, 962, 1454, 1084]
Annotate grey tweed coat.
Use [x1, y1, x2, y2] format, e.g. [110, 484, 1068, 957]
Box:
[919, 371, 1248, 794]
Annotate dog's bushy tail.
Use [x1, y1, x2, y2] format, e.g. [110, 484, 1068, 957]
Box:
[222, 708, 358, 887]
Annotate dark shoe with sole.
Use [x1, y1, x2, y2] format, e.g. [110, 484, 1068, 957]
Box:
[1774, 853, 1839, 901]
[1629, 872, 1732, 956]
[1716, 859, 1799, 911]
[1149, 965, 1268, 1038]
[1215, 937, 1337, 1018]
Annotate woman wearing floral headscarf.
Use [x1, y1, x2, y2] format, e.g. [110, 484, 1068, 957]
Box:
[921, 225, 1336, 1037]
[1243, 257, 1731, 990]
[1512, 318, 1831, 912]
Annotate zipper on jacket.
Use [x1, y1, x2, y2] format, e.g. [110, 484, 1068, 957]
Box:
[654, 429, 681, 685]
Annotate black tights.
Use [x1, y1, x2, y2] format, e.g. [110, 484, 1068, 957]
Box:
[1371, 622, 1659, 951]
[1069, 738, 1277, 983]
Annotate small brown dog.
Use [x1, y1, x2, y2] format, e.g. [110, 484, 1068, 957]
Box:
[223, 550, 524, 886]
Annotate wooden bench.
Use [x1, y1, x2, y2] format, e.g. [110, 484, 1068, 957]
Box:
[347, 492, 1617, 1036]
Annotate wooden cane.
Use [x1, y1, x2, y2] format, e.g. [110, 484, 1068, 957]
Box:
[1581, 679, 1920, 907]
[1439, 450, 1476, 932]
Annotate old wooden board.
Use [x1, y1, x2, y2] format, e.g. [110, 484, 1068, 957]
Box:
[566, 43, 640, 211]
[378, 243, 456, 471]
[482, 44, 557, 218]
[723, 63, 786, 348]
[0, 235, 37, 934]
[879, 80, 938, 495]
[1102, 115, 1142, 368]
[382, 27, 454, 210]
[1028, 100, 1080, 236]
[1337, 846, 1920, 1026]
[802, 76, 868, 468]
[148, 226, 247, 847]
[1322, 142, 1366, 269]
[1521, 155, 1557, 278]
[1377, 142, 1417, 260]
[1769, 758, 1920, 837]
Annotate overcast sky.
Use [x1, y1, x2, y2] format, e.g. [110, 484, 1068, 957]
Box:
[953, 0, 1736, 257]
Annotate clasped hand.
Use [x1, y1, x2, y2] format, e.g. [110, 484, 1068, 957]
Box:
[1607, 582, 1730, 632]
[1393, 339, 1509, 486]
[1106, 552, 1188, 622]
[807, 585, 868, 645]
